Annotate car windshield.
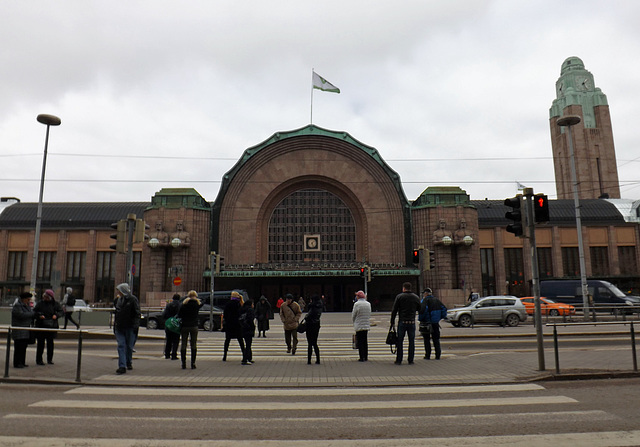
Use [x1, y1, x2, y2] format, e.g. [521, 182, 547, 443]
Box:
[604, 282, 628, 298]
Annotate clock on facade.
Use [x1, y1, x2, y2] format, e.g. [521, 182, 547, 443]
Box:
[304, 234, 321, 252]
[575, 76, 592, 91]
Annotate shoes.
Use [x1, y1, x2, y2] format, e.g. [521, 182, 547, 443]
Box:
[424, 356, 430, 360]
[241, 361, 250, 365]
[164, 356, 170, 359]
[222, 356, 227, 362]
[116, 367, 126, 375]
[171, 356, 178, 360]
[307, 361, 311, 365]
[358, 359, 365, 362]
[315, 360, 320, 364]
[286, 348, 291, 353]
[14, 364, 26, 369]
[394, 361, 402, 365]
[127, 364, 133, 370]
[291, 348, 296, 355]
[36, 360, 45, 366]
[408, 361, 414, 365]
[182, 363, 186, 370]
[191, 364, 196, 369]
[47, 361, 54, 365]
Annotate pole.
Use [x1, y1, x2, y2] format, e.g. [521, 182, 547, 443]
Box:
[209, 252, 216, 331]
[126, 214, 136, 292]
[310, 69, 314, 124]
[30, 126, 51, 296]
[524, 187, 544, 371]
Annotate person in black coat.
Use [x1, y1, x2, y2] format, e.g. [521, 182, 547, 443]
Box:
[177, 290, 202, 370]
[113, 283, 141, 375]
[222, 291, 246, 363]
[161, 293, 181, 360]
[33, 289, 64, 365]
[11, 292, 34, 368]
[255, 295, 271, 338]
[240, 299, 256, 365]
[305, 294, 323, 365]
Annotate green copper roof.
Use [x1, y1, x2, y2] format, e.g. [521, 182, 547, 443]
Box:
[147, 188, 210, 210]
[412, 186, 472, 209]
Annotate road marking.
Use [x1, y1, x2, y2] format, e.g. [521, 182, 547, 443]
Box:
[31, 395, 576, 410]
[66, 383, 544, 396]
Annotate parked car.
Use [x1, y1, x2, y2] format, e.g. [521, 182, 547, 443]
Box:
[72, 299, 92, 312]
[447, 296, 527, 327]
[196, 290, 249, 309]
[518, 297, 575, 316]
[143, 304, 223, 331]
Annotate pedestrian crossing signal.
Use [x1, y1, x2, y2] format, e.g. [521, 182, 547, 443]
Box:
[412, 249, 420, 265]
[534, 194, 550, 223]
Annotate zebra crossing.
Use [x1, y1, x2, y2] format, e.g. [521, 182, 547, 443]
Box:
[3, 383, 639, 446]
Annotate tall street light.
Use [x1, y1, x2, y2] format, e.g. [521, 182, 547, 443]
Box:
[557, 114, 590, 320]
[29, 114, 61, 297]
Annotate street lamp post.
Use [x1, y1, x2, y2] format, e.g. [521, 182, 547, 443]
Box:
[557, 115, 590, 320]
[29, 114, 61, 297]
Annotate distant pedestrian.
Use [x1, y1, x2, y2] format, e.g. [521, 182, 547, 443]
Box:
[419, 288, 447, 360]
[33, 289, 63, 365]
[279, 294, 301, 354]
[222, 291, 246, 363]
[62, 287, 79, 329]
[255, 295, 271, 337]
[113, 283, 141, 375]
[240, 299, 256, 365]
[390, 282, 421, 365]
[178, 290, 202, 370]
[351, 290, 371, 362]
[305, 294, 323, 364]
[276, 297, 284, 309]
[298, 297, 306, 312]
[162, 293, 181, 360]
[11, 292, 34, 369]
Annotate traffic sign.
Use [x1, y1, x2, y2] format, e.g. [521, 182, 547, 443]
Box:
[173, 277, 182, 286]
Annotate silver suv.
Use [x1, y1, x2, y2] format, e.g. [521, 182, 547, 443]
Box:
[447, 296, 527, 327]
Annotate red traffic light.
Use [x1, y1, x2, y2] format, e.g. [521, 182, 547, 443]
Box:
[534, 194, 550, 223]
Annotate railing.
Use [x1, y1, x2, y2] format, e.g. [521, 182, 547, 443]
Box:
[3, 326, 85, 383]
[546, 321, 638, 374]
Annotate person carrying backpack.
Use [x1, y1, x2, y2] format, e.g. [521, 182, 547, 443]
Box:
[418, 288, 447, 360]
[62, 287, 79, 329]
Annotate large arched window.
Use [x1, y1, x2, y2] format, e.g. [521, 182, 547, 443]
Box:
[268, 189, 356, 263]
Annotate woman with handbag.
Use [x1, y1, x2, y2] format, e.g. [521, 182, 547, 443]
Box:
[304, 294, 323, 365]
[33, 289, 63, 365]
[11, 292, 34, 368]
[161, 293, 181, 360]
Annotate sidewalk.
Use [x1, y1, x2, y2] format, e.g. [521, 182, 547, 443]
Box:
[2, 313, 639, 387]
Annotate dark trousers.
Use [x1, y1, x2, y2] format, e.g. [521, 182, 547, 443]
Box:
[64, 312, 79, 329]
[164, 330, 179, 359]
[396, 321, 416, 363]
[284, 329, 298, 352]
[180, 326, 198, 365]
[306, 323, 320, 363]
[243, 336, 253, 362]
[36, 332, 55, 363]
[356, 330, 368, 361]
[422, 323, 441, 359]
[13, 339, 28, 367]
[223, 334, 246, 360]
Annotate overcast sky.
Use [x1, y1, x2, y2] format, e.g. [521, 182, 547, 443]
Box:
[2, 1, 640, 205]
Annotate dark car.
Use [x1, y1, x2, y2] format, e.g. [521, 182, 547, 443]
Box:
[144, 304, 223, 331]
[196, 290, 249, 309]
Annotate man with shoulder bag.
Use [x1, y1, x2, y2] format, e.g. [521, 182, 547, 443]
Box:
[419, 288, 447, 360]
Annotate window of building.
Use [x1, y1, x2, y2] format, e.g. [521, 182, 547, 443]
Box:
[66, 251, 86, 281]
[561, 247, 580, 277]
[537, 247, 553, 279]
[590, 246, 610, 276]
[268, 189, 356, 263]
[618, 246, 638, 276]
[480, 248, 496, 296]
[7, 251, 27, 281]
[37, 252, 57, 281]
[95, 251, 116, 303]
[504, 248, 525, 295]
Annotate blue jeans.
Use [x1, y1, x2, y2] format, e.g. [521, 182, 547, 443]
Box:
[115, 327, 136, 369]
[396, 321, 416, 363]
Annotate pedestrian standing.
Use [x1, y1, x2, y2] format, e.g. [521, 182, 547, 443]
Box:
[305, 294, 323, 364]
[240, 299, 256, 365]
[178, 290, 202, 370]
[33, 289, 63, 365]
[255, 295, 271, 337]
[113, 283, 141, 375]
[62, 287, 79, 329]
[279, 294, 301, 354]
[11, 292, 34, 368]
[419, 288, 447, 360]
[390, 282, 421, 365]
[351, 290, 371, 362]
[298, 296, 306, 312]
[162, 293, 181, 360]
[222, 291, 246, 363]
[276, 297, 284, 309]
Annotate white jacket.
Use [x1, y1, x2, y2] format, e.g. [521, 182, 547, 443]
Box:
[352, 299, 371, 332]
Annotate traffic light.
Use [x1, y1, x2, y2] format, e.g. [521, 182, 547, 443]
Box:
[215, 253, 225, 273]
[365, 265, 372, 282]
[533, 194, 550, 223]
[360, 266, 366, 278]
[425, 249, 436, 270]
[134, 219, 150, 243]
[504, 195, 525, 237]
[109, 220, 126, 253]
[412, 249, 420, 265]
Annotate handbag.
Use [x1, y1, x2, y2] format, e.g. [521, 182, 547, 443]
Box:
[165, 315, 182, 334]
[419, 322, 432, 334]
[386, 327, 398, 354]
[297, 318, 307, 333]
[352, 333, 357, 349]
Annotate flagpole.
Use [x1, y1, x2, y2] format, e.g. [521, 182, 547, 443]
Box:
[310, 69, 314, 124]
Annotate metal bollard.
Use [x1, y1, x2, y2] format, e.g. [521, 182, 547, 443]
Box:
[553, 325, 560, 374]
[4, 328, 11, 378]
[631, 322, 637, 372]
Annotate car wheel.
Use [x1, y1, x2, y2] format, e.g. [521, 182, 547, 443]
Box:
[458, 314, 472, 328]
[505, 313, 520, 327]
[147, 318, 159, 330]
[549, 309, 560, 317]
[203, 319, 218, 331]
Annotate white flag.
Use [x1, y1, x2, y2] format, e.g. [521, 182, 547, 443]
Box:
[313, 72, 340, 93]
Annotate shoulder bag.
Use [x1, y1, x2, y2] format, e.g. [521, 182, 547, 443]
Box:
[165, 315, 182, 334]
[385, 327, 397, 354]
[297, 318, 307, 333]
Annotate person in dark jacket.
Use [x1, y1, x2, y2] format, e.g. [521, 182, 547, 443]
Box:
[33, 289, 64, 365]
[113, 283, 141, 375]
[162, 293, 181, 360]
[390, 282, 421, 365]
[62, 286, 79, 329]
[255, 295, 271, 338]
[12, 292, 34, 368]
[419, 288, 447, 360]
[222, 291, 246, 363]
[305, 294, 323, 365]
[178, 290, 202, 370]
[239, 299, 256, 365]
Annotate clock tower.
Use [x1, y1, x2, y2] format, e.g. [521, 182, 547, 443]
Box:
[549, 57, 620, 199]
